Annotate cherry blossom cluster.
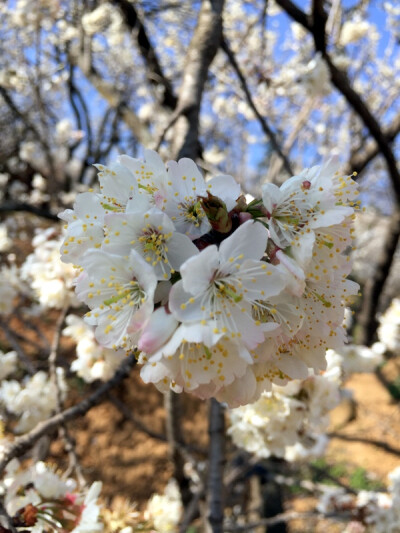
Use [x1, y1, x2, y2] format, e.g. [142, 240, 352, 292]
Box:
[21, 228, 79, 310]
[60, 150, 359, 406]
[228, 360, 341, 461]
[62, 314, 126, 383]
[0, 368, 67, 433]
[0, 457, 102, 532]
[318, 466, 400, 533]
[228, 342, 383, 461]
[0, 448, 182, 532]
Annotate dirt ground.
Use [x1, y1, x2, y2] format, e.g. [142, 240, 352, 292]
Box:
[60, 356, 400, 530]
[4, 303, 400, 532]
[3, 215, 400, 531]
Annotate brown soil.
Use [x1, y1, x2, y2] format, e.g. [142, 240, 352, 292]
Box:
[3, 215, 400, 530]
[5, 295, 400, 533]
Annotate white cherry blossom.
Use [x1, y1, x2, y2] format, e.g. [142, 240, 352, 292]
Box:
[169, 220, 287, 348]
[102, 207, 199, 280]
[76, 249, 157, 349]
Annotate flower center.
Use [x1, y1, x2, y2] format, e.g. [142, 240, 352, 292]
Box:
[138, 226, 172, 267]
[103, 279, 145, 308]
[178, 198, 206, 227]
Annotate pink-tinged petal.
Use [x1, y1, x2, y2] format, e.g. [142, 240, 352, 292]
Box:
[208, 174, 241, 211]
[219, 220, 268, 263]
[138, 307, 178, 354]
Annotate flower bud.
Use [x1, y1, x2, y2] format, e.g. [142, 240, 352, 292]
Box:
[138, 307, 178, 354]
[200, 192, 232, 233]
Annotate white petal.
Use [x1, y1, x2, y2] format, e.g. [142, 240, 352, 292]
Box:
[169, 282, 205, 322]
[179, 245, 219, 295]
[219, 220, 268, 263]
[208, 174, 241, 211]
[261, 182, 282, 214]
[168, 232, 200, 271]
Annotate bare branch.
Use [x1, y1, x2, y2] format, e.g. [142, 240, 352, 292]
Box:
[347, 113, 400, 176]
[47, 307, 85, 486]
[154, 108, 183, 151]
[276, 0, 400, 205]
[172, 0, 225, 159]
[207, 399, 225, 533]
[224, 511, 320, 531]
[329, 430, 400, 456]
[0, 354, 137, 478]
[69, 53, 151, 145]
[109, 394, 167, 443]
[266, 100, 314, 182]
[109, 394, 206, 457]
[357, 210, 400, 345]
[0, 202, 59, 221]
[0, 88, 55, 179]
[0, 319, 36, 375]
[164, 390, 191, 506]
[110, 0, 177, 109]
[221, 36, 293, 177]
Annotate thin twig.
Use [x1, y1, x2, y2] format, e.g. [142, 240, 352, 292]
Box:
[221, 37, 293, 177]
[109, 394, 167, 442]
[179, 486, 204, 533]
[48, 307, 86, 486]
[14, 308, 51, 353]
[223, 511, 320, 531]
[48, 306, 69, 384]
[346, 112, 400, 176]
[329, 431, 400, 457]
[111, 0, 177, 109]
[0, 354, 137, 478]
[110, 393, 208, 456]
[266, 99, 314, 182]
[275, 0, 400, 205]
[154, 109, 184, 152]
[0, 203, 58, 221]
[0, 320, 35, 375]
